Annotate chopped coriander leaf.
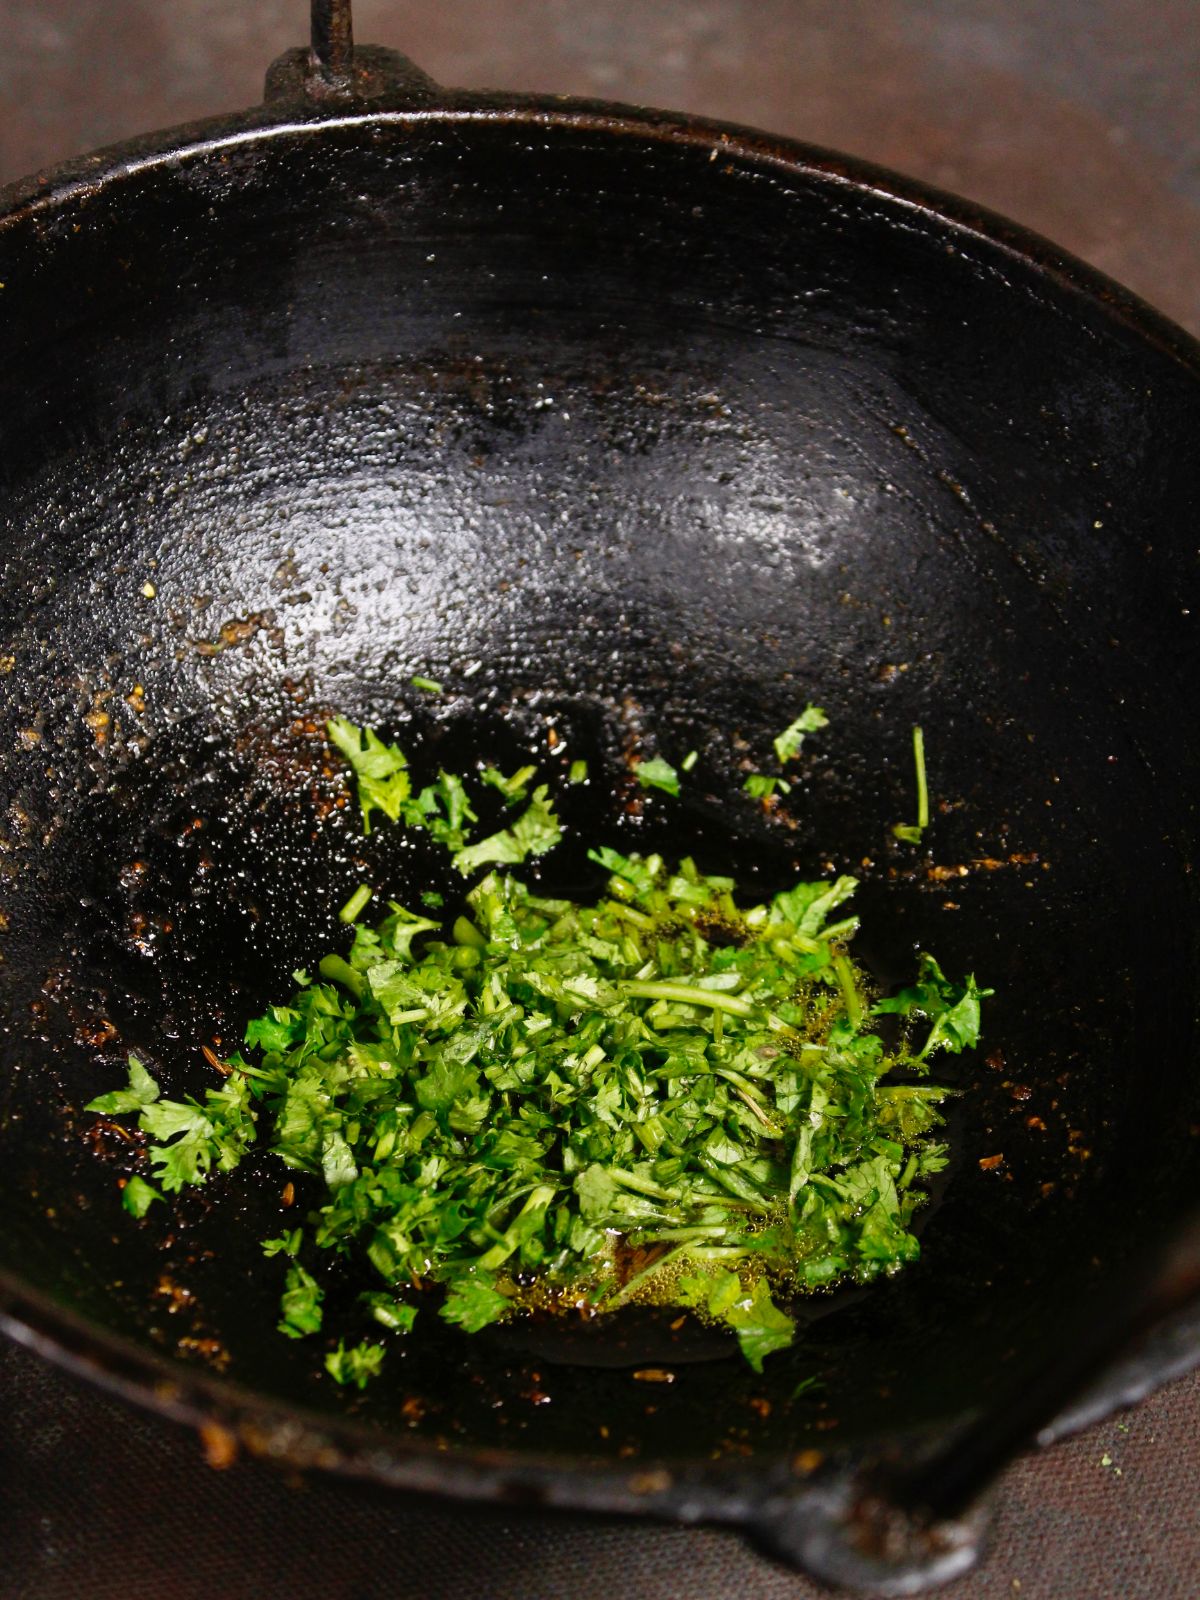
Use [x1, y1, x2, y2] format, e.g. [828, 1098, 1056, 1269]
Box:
[774, 705, 829, 765]
[744, 773, 791, 799]
[262, 1228, 303, 1258]
[338, 884, 373, 924]
[328, 719, 479, 850]
[410, 770, 478, 852]
[361, 1293, 418, 1333]
[726, 1278, 797, 1373]
[874, 953, 992, 1058]
[482, 763, 538, 803]
[633, 756, 681, 797]
[325, 1338, 385, 1388]
[568, 759, 589, 784]
[410, 676, 443, 694]
[121, 1175, 162, 1217]
[327, 718, 411, 834]
[893, 725, 930, 844]
[677, 1272, 794, 1372]
[680, 749, 699, 773]
[421, 890, 445, 909]
[89, 1056, 257, 1195]
[452, 785, 561, 875]
[441, 1272, 512, 1333]
[85, 1054, 160, 1116]
[278, 1261, 324, 1339]
[586, 844, 657, 896]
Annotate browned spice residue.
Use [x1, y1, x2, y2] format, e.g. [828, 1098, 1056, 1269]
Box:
[201, 1044, 230, 1076]
[192, 613, 281, 657]
[179, 1337, 232, 1376]
[90, 1120, 139, 1152]
[78, 1017, 117, 1048]
[198, 1420, 238, 1468]
[627, 1469, 672, 1494]
[155, 1275, 195, 1314]
[925, 852, 1043, 885]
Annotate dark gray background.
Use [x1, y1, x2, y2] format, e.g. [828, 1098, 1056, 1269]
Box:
[1, 4, 1198, 1597]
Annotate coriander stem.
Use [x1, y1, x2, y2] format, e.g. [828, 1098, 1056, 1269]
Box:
[892, 725, 929, 844]
[697, 1157, 771, 1212]
[478, 1184, 557, 1271]
[604, 901, 656, 930]
[637, 1226, 730, 1242]
[338, 883, 373, 924]
[685, 1244, 755, 1259]
[831, 951, 864, 1030]
[453, 915, 487, 949]
[318, 953, 366, 999]
[609, 1166, 681, 1203]
[622, 980, 757, 1019]
[913, 724, 929, 831]
[713, 1066, 770, 1100]
[728, 1084, 780, 1133]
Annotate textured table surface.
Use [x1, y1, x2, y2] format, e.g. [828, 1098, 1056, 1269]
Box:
[2, 1336, 1198, 1600]
[0, 4, 1198, 1598]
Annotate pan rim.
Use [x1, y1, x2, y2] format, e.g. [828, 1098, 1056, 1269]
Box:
[0, 93, 1198, 379]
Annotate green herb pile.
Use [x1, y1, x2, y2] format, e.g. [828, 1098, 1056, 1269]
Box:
[88, 712, 988, 1384]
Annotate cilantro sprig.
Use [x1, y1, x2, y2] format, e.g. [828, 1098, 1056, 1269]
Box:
[774, 704, 829, 765]
[327, 719, 559, 873]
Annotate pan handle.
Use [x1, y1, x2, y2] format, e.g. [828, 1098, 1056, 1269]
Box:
[750, 1210, 1200, 1593]
[265, 0, 440, 106]
[311, 0, 355, 82]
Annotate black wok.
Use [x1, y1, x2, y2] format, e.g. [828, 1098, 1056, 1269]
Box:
[0, 4, 1198, 1592]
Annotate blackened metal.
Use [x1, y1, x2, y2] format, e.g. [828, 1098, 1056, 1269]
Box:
[282, 0, 433, 106]
[891, 1209, 1200, 1524]
[0, 40, 1198, 1600]
[310, 0, 354, 80]
[264, 44, 439, 106]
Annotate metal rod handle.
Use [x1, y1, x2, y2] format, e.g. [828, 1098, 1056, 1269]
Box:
[311, 0, 354, 77]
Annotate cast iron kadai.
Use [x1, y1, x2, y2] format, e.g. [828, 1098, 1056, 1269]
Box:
[0, 2, 1198, 1592]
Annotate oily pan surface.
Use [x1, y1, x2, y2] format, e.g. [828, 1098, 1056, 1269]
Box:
[0, 117, 1197, 1467]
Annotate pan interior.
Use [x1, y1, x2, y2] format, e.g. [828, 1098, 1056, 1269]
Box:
[0, 115, 1197, 1468]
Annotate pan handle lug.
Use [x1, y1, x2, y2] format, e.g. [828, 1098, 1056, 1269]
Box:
[746, 1476, 990, 1597]
[311, 0, 355, 81]
[265, 0, 440, 107]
